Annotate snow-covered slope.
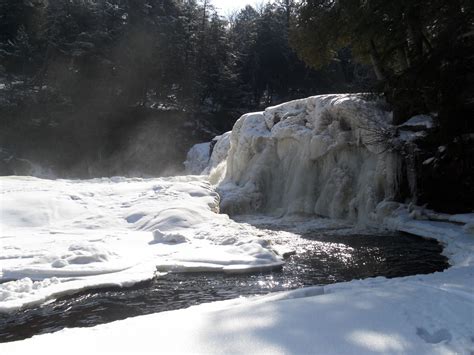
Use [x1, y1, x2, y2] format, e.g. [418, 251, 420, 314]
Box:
[188, 94, 401, 221]
[0, 176, 282, 312]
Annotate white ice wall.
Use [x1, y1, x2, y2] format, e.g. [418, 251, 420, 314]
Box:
[212, 94, 401, 221]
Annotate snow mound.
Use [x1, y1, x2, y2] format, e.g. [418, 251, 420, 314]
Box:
[0, 278, 60, 302]
[212, 94, 400, 220]
[151, 230, 188, 244]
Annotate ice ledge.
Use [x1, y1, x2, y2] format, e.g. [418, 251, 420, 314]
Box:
[373, 202, 474, 268]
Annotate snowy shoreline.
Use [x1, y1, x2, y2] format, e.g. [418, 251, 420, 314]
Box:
[1, 205, 473, 354]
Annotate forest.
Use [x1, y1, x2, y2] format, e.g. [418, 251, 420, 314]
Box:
[0, 0, 473, 210]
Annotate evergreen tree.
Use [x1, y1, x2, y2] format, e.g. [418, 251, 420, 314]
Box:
[291, 0, 474, 131]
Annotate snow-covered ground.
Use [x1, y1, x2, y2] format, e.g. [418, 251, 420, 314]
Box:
[0, 176, 282, 312]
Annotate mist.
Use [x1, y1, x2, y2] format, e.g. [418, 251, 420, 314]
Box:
[0, 0, 369, 179]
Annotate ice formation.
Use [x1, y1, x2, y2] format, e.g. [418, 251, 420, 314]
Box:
[190, 94, 401, 220]
[184, 132, 231, 185]
[183, 142, 211, 175]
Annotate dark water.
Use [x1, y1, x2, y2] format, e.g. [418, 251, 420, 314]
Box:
[0, 231, 448, 343]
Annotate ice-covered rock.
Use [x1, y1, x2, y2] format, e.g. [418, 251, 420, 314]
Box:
[214, 94, 401, 221]
[184, 132, 231, 181]
[184, 142, 211, 174]
[206, 132, 231, 185]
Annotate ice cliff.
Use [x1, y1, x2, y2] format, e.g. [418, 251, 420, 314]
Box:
[185, 94, 402, 221]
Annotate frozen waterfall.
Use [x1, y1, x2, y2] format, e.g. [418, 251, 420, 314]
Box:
[185, 94, 402, 221]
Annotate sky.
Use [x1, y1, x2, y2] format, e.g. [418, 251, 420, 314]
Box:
[211, 0, 274, 15]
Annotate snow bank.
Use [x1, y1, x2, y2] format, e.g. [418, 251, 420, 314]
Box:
[3, 220, 473, 354]
[375, 203, 474, 267]
[192, 95, 401, 221]
[0, 176, 282, 312]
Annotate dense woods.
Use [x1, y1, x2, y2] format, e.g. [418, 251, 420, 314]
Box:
[0, 0, 369, 177]
[0, 0, 472, 210]
[291, 0, 473, 134]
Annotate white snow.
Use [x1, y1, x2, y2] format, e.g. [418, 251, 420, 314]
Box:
[397, 129, 428, 142]
[449, 213, 474, 225]
[379, 205, 474, 267]
[0, 176, 282, 312]
[183, 142, 211, 174]
[206, 131, 232, 184]
[151, 229, 188, 244]
[399, 114, 435, 129]
[396, 115, 435, 143]
[184, 132, 231, 184]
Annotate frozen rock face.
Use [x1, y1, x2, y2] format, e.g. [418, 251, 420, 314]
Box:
[218, 94, 401, 221]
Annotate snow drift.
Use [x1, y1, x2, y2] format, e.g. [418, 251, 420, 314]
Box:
[0, 176, 283, 312]
[187, 94, 401, 221]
